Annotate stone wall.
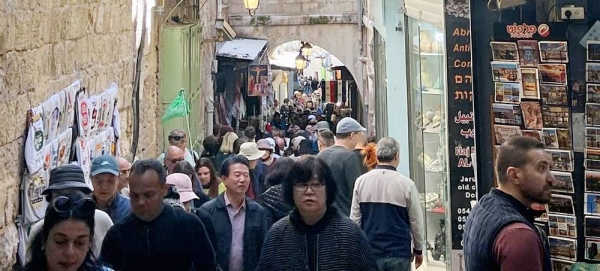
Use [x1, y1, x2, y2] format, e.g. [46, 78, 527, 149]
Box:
[0, 0, 164, 268]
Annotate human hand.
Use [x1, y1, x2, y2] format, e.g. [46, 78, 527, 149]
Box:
[412, 254, 424, 269]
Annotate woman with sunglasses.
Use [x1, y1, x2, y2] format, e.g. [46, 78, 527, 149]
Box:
[256, 156, 377, 271]
[24, 193, 112, 271]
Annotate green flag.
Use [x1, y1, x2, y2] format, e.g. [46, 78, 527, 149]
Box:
[162, 89, 189, 122]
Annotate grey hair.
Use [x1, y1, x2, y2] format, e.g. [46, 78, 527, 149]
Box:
[376, 137, 399, 163]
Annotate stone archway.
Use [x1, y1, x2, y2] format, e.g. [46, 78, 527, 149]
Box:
[227, 21, 364, 103]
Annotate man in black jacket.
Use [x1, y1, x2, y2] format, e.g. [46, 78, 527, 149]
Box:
[101, 159, 216, 271]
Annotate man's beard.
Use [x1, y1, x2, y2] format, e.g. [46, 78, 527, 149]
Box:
[523, 186, 552, 204]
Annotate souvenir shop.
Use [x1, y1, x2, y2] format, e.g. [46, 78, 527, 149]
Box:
[471, 0, 600, 270]
[397, 0, 600, 270]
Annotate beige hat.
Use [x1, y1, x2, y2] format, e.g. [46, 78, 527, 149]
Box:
[239, 142, 266, 161]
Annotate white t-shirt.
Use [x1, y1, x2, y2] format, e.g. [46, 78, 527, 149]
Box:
[28, 209, 114, 258]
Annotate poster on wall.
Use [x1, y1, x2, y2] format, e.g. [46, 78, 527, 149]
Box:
[24, 106, 46, 173]
[444, 1, 476, 269]
[248, 64, 268, 97]
[20, 161, 50, 225]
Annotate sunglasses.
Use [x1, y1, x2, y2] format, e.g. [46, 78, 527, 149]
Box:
[52, 196, 96, 218]
[168, 135, 185, 141]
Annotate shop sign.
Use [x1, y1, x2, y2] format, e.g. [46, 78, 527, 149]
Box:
[494, 22, 567, 41]
[444, 0, 477, 269]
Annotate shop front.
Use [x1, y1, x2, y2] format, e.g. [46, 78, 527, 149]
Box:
[403, 0, 476, 269]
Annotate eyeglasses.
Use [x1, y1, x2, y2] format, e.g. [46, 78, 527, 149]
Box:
[120, 169, 131, 175]
[168, 135, 185, 141]
[166, 157, 185, 164]
[51, 196, 96, 218]
[293, 182, 325, 192]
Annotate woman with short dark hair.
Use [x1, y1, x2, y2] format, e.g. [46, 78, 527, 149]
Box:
[23, 193, 112, 271]
[256, 156, 378, 271]
[258, 157, 295, 224]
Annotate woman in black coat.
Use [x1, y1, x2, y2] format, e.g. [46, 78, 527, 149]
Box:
[258, 157, 295, 225]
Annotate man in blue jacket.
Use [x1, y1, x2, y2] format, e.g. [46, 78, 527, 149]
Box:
[201, 155, 270, 271]
[91, 155, 131, 222]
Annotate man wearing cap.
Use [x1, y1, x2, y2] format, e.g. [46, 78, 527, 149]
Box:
[29, 165, 114, 257]
[116, 156, 132, 198]
[157, 129, 199, 167]
[238, 142, 268, 198]
[91, 155, 131, 222]
[316, 120, 331, 133]
[201, 155, 270, 271]
[318, 117, 368, 216]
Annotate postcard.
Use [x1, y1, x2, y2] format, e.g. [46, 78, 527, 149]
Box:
[586, 159, 600, 171]
[522, 129, 543, 143]
[588, 84, 600, 103]
[588, 128, 600, 149]
[493, 125, 522, 145]
[542, 128, 559, 149]
[588, 63, 600, 83]
[539, 64, 568, 85]
[519, 68, 540, 99]
[587, 149, 600, 160]
[532, 203, 549, 222]
[586, 171, 600, 193]
[551, 171, 574, 194]
[493, 103, 523, 125]
[586, 216, 600, 238]
[588, 41, 600, 62]
[491, 42, 519, 62]
[551, 259, 575, 270]
[519, 101, 543, 129]
[556, 129, 572, 150]
[586, 103, 600, 126]
[548, 214, 577, 238]
[540, 84, 568, 105]
[494, 82, 520, 104]
[548, 194, 575, 215]
[518, 40, 540, 67]
[586, 239, 600, 261]
[542, 105, 570, 128]
[539, 41, 569, 63]
[547, 150, 574, 172]
[549, 236, 577, 261]
[491, 62, 519, 82]
[585, 193, 600, 215]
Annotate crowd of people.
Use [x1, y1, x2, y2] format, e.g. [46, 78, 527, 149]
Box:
[21, 113, 427, 271]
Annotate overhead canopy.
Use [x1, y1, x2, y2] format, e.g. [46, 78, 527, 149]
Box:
[404, 0, 444, 26]
[216, 38, 267, 61]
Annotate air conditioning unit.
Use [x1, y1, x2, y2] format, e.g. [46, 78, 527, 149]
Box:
[488, 0, 527, 10]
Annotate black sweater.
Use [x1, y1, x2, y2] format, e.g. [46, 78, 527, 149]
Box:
[100, 204, 216, 271]
[256, 207, 378, 271]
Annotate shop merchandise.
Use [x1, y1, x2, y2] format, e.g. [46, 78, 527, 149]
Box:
[18, 80, 120, 265]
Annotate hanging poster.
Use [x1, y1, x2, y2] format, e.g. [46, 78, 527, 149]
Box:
[248, 64, 268, 97]
[21, 169, 49, 225]
[24, 106, 46, 173]
[87, 95, 100, 136]
[76, 137, 92, 185]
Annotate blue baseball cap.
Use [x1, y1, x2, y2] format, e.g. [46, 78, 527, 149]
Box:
[90, 155, 119, 177]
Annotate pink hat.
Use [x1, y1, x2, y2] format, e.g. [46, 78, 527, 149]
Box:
[166, 173, 199, 203]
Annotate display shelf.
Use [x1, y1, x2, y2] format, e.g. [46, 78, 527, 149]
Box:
[407, 18, 449, 270]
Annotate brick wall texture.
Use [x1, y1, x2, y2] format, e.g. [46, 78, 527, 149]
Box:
[0, 0, 166, 268]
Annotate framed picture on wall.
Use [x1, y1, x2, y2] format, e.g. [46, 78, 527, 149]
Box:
[519, 68, 540, 99]
[539, 41, 569, 63]
[491, 42, 519, 61]
[539, 64, 568, 85]
[588, 41, 600, 62]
